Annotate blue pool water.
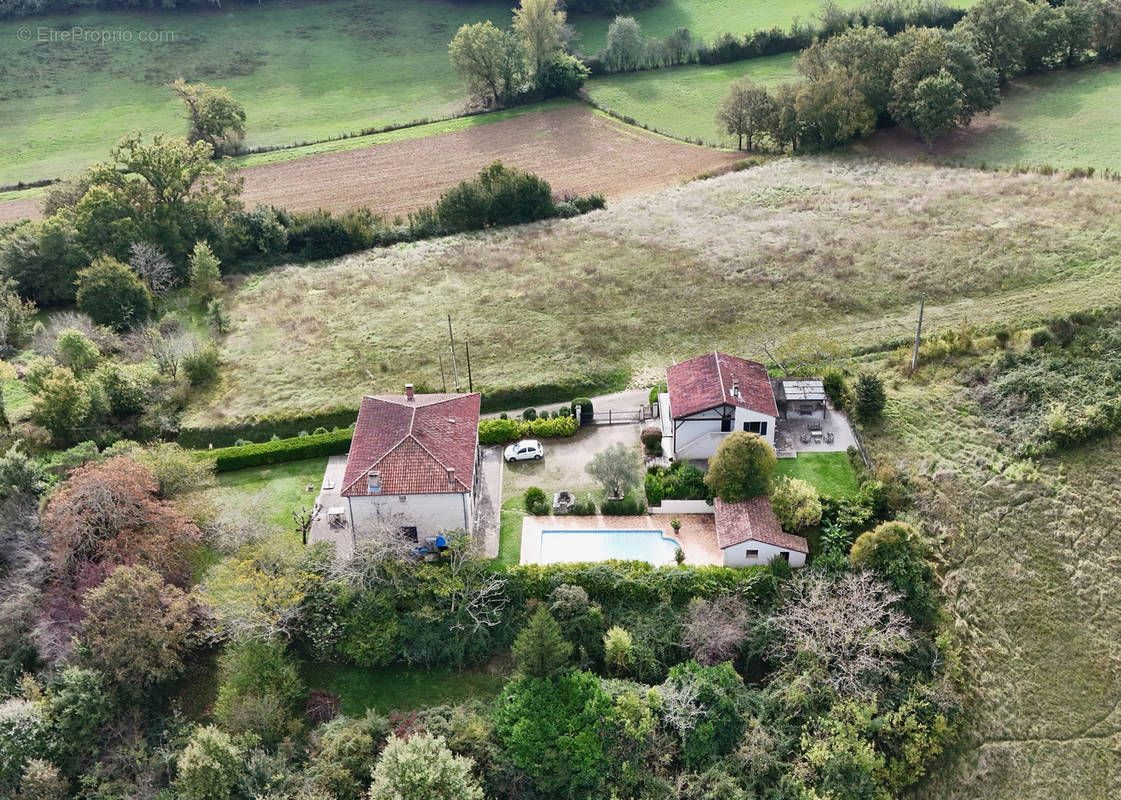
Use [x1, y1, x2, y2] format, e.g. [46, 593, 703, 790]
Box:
[538, 530, 681, 565]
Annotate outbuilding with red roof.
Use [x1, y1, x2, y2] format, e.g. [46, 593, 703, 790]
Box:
[659, 352, 778, 461]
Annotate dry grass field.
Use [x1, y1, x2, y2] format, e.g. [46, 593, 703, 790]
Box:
[188, 156, 1121, 426]
[0, 105, 739, 224]
[862, 363, 1121, 800]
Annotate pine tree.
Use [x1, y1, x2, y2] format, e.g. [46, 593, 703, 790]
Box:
[512, 607, 572, 677]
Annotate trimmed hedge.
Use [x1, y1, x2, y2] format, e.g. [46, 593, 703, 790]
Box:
[178, 407, 358, 449]
[479, 370, 627, 413]
[207, 428, 354, 472]
[600, 494, 646, 515]
[478, 415, 578, 445]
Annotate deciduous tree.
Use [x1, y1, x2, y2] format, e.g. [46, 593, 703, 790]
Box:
[169, 78, 247, 155]
[716, 78, 776, 150]
[368, 733, 484, 800]
[770, 476, 823, 531]
[75, 257, 152, 331]
[513, 0, 566, 82]
[704, 432, 776, 502]
[584, 441, 642, 499]
[449, 22, 526, 106]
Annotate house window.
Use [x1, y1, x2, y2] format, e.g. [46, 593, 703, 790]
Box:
[779, 551, 790, 562]
[366, 471, 381, 493]
[745, 549, 759, 559]
[720, 417, 732, 432]
[399, 526, 418, 542]
[743, 420, 768, 436]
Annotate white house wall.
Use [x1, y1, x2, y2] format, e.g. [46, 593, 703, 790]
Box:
[722, 539, 807, 568]
[672, 410, 777, 460]
[348, 492, 473, 541]
[733, 407, 777, 448]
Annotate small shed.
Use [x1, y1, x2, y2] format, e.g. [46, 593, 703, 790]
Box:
[774, 379, 827, 420]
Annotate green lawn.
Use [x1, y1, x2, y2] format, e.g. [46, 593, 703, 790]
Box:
[203, 457, 328, 540]
[495, 508, 525, 568]
[0, 0, 512, 184]
[302, 663, 506, 716]
[774, 451, 859, 497]
[584, 54, 800, 145]
[862, 62, 1121, 172]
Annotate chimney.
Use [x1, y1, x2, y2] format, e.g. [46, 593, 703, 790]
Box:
[731, 378, 740, 397]
[405, 383, 415, 401]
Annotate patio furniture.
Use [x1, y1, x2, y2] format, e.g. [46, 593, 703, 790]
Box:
[808, 421, 823, 432]
[327, 506, 347, 527]
[812, 430, 823, 443]
[824, 431, 835, 444]
[800, 432, 811, 444]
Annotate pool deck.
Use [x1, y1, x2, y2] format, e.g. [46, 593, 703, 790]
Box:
[520, 514, 722, 566]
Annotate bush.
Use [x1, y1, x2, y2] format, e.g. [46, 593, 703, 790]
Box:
[769, 476, 823, 531]
[210, 428, 353, 471]
[704, 432, 775, 502]
[640, 426, 662, 454]
[1030, 328, 1054, 348]
[436, 161, 556, 232]
[572, 396, 593, 422]
[644, 473, 665, 506]
[600, 494, 645, 515]
[572, 498, 597, 515]
[478, 415, 578, 445]
[822, 366, 849, 409]
[662, 462, 708, 500]
[993, 326, 1012, 348]
[479, 370, 626, 413]
[183, 346, 220, 386]
[522, 407, 537, 422]
[55, 329, 100, 374]
[478, 418, 521, 445]
[524, 487, 549, 515]
[75, 256, 152, 331]
[177, 406, 359, 448]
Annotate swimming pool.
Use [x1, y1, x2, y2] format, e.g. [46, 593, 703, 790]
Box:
[538, 529, 682, 565]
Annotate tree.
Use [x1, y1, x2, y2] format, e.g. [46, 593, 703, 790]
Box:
[188, 241, 222, 302]
[449, 22, 526, 106]
[602, 16, 645, 71]
[0, 281, 37, 358]
[368, 733, 483, 800]
[169, 78, 247, 154]
[850, 521, 937, 627]
[80, 566, 196, 692]
[40, 667, 114, 777]
[29, 366, 91, 444]
[907, 69, 964, 147]
[75, 257, 152, 331]
[681, 595, 750, 666]
[954, 0, 1034, 79]
[513, 0, 566, 82]
[14, 759, 67, 800]
[173, 726, 243, 800]
[0, 216, 88, 307]
[584, 441, 642, 499]
[852, 372, 887, 423]
[767, 82, 803, 152]
[603, 625, 634, 676]
[538, 52, 590, 97]
[770, 570, 913, 698]
[716, 78, 776, 150]
[512, 607, 572, 677]
[770, 476, 823, 531]
[55, 330, 100, 375]
[206, 298, 230, 334]
[41, 456, 202, 585]
[660, 660, 749, 769]
[795, 68, 877, 150]
[494, 670, 616, 797]
[797, 25, 902, 116]
[704, 432, 776, 502]
[128, 242, 176, 295]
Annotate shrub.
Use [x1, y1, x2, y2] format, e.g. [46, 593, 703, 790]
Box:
[822, 366, 849, 408]
[55, 329, 100, 374]
[183, 346, 220, 386]
[369, 733, 484, 800]
[571, 396, 593, 422]
[640, 426, 662, 454]
[600, 494, 645, 515]
[644, 473, 665, 506]
[993, 326, 1012, 348]
[75, 256, 152, 331]
[524, 487, 548, 515]
[522, 407, 537, 422]
[435, 161, 555, 232]
[850, 521, 937, 627]
[173, 726, 242, 800]
[852, 373, 887, 423]
[770, 476, 823, 531]
[572, 498, 597, 515]
[209, 428, 353, 471]
[661, 661, 749, 769]
[704, 432, 775, 502]
[1030, 328, 1054, 348]
[648, 382, 667, 404]
[477, 418, 520, 445]
[663, 462, 708, 500]
[512, 608, 572, 677]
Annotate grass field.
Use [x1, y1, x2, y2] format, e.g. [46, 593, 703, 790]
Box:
[189, 157, 1121, 425]
[774, 451, 859, 497]
[584, 54, 799, 145]
[0, 0, 512, 184]
[302, 663, 506, 716]
[859, 359, 1121, 800]
[201, 458, 328, 542]
[864, 63, 1121, 172]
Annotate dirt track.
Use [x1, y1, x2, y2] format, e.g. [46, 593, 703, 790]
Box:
[0, 106, 739, 224]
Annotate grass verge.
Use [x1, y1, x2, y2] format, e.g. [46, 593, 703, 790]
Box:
[201, 457, 328, 541]
[774, 451, 860, 497]
[302, 663, 506, 716]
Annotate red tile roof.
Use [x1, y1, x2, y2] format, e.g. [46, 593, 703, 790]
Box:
[341, 392, 481, 497]
[714, 496, 809, 553]
[666, 352, 778, 419]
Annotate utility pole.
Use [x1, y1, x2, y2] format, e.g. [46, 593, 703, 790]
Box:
[439, 351, 447, 393]
[465, 340, 473, 392]
[447, 314, 460, 391]
[910, 294, 925, 374]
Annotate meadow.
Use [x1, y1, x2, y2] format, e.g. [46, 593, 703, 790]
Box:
[860, 354, 1121, 800]
[190, 156, 1121, 426]
[864, 62, 1121, 172]
[584, 53, 800, 145]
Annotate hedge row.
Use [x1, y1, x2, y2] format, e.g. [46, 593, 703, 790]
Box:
[505, 562, 774, 607]
[178, 407, 359, 449]
[478, 415, 579, 444]
[206, 428, 354, 472]
[478, 370, 628, 413]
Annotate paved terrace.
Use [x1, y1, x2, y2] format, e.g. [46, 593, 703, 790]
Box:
[309, 454, 353, 558]
[774, 406, 857, 456]
[519, 513, 722, 566]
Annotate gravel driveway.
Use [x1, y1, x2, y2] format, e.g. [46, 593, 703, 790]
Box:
[501, 422, 643, 501]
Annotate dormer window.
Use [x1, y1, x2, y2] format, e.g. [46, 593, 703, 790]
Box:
[366, 470, 382, 493]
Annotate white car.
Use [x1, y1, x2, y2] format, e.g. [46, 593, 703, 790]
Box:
[504, 439, 544, 462]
